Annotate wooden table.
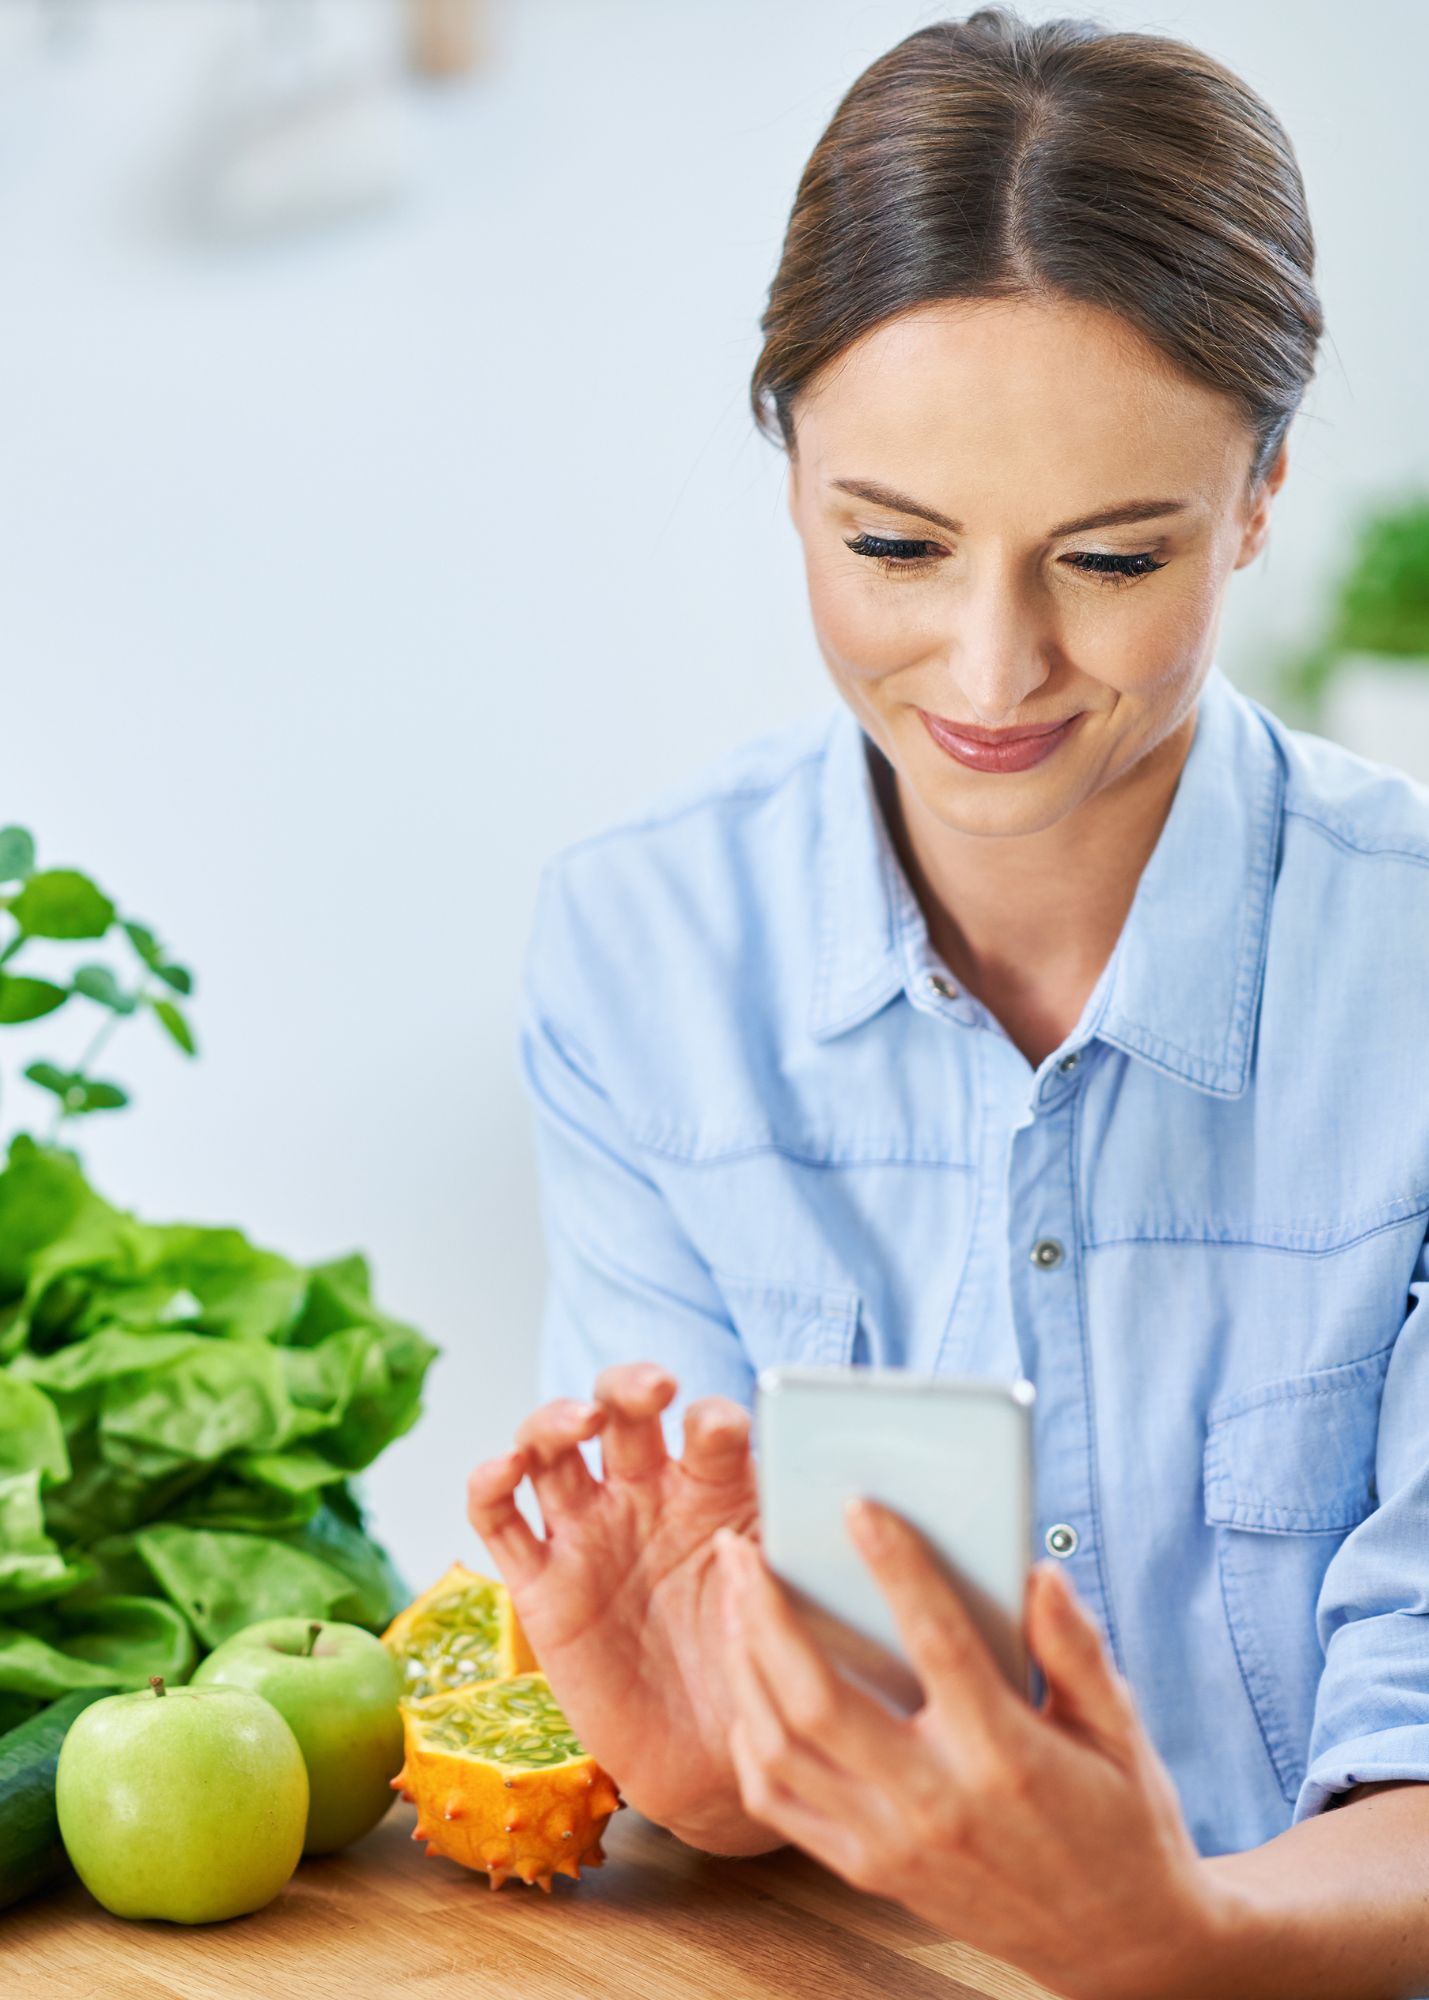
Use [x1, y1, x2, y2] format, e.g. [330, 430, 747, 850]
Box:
[5, 1796, 1062, 1999]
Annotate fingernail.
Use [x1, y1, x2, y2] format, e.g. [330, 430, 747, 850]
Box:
[846, 1496, 889, 1550]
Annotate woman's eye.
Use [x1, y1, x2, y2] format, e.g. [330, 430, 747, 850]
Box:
[1065, 550, 1167, 585]
[844, 532, 939, 570]
[843, 532, 1167, 586]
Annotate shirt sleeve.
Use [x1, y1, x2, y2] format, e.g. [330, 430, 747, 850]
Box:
[515, 857, 756, 1441]
[1292, 1223, 1429, 1820]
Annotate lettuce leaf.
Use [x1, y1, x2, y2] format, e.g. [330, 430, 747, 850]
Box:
[0, 1136, 435, 1698]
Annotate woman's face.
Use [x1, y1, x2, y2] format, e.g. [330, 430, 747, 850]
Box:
[785, 296, 1287, 841]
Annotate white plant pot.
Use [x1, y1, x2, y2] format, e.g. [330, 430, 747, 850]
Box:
[1320, 652, 1429, 785]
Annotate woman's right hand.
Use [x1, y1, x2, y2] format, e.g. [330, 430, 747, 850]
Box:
[465, 1361, 783, 1855]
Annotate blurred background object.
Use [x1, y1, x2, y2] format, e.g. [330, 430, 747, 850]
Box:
[189, 0, 413, 239]
[407, 0, 485, 77]
[3, 0, 1426, 1587]
[1276, 494, 1429, 778]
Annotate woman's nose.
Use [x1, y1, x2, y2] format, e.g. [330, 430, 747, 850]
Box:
[937, 561, 1055, 724]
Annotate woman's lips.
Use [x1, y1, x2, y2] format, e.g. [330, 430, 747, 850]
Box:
[918, 707, 1083, 773]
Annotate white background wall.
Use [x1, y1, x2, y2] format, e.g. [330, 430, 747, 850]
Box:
[3, 0, 1426, 1591]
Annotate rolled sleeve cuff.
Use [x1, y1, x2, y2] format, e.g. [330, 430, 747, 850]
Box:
[1294, 1725, 1429, 1823]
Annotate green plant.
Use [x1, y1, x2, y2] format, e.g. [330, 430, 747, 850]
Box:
[0, 825, 196, 1148]
[1279, 494, 1429, 713]
[0, 822, 440, 1740]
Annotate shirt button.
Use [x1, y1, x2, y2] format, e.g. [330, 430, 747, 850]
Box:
[926, 973, 958, 999]
[1030, 1237, 1065, 1270]
[1045, 1522, 1079, 1558]
[1057, 1051, 1081, 1073]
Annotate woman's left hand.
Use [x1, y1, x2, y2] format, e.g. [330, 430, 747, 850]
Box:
[714, 1503, 1234, 2000]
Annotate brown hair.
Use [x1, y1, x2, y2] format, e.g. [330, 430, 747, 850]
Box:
[750, 6, 1323, 493]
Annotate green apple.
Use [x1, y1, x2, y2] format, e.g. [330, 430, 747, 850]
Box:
[192, 1618, 403, 1854]
[55, 1676, 307, 1923]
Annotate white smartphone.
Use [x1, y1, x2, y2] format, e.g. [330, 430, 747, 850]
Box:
[755, 1365, 1036, 1714]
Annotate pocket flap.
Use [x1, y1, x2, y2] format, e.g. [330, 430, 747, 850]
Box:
[714, 1272, 861, 1369]
[1203, 1345, 1392, 1533]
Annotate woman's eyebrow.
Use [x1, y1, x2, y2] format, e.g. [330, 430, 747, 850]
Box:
[829, 477, 1190, 538]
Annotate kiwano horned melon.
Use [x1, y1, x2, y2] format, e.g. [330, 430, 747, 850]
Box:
[392, 1673, 622, 1890]
[381, 1561, 537, 1700]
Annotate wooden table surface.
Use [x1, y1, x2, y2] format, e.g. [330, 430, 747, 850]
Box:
[5, 1795, 1063, 2000]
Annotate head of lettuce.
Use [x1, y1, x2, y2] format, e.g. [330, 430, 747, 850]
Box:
[0, 1131, 438, 1733]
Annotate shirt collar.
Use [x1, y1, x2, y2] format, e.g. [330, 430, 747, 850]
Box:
[808, 665, 1285, 1098]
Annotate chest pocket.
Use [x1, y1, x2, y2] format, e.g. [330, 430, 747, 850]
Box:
[714, 1272, 862, 1374]
[1202, 1344, 1392, 1805]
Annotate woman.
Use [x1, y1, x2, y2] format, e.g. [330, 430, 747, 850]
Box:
[468, 10, 1429, 1996]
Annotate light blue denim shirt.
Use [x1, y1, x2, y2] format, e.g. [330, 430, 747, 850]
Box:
[517, 662, 1429, 1861]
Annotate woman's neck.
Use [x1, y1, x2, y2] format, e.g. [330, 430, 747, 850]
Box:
[872, 710, 1198, 1066]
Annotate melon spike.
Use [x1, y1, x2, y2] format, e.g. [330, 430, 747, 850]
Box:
[554, 1857, 582, 1880]
[534, 1874, 553, 1893]
[389, 1769, 409, 1792]
[424, 1843, 440, 1857]
[411, 1824, 430, 1841]
[488, 1868, 509, 1891]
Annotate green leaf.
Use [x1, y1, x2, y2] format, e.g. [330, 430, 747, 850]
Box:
[50, 1594, 196, 1687]
[0, 1377, 70, 1484]
[281, 1493, 410, 1627]
[9, 871, 115, 942]
[134, 1524, 373, 1649]
[74, 1081, 128, 1113]
[149, 997, 196, 1056]
[0, 1471, 91, 1615]
[71, 964, 135, 1015]
[0, 1141, 128, 1300]
[22, 1063, 75, 1100]
[0, 1624, 126, 1700]
[155, 964, 193, 996]
[0, 976, 68, 1026]
[122, 920, 162, 968]
[21, 1067, 128, 1115]
[0, 826, 36, 883]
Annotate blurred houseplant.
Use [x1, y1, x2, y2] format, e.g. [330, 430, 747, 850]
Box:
[1278, 494, 1429, 777]
[0, 825, 438, 1736]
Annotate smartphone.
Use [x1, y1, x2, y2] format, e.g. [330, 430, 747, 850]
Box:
[755, 1366, 1036, 1714]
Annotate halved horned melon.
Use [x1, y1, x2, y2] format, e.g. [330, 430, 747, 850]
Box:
[381, 1561, 538, 1700]
[392, 1672, 622, 1889]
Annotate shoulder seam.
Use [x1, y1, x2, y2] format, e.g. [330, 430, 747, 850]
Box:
[1283, 803, 1429, 869]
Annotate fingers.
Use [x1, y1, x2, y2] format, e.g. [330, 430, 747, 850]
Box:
[681, 1396, 753, 1486]
[845, 1498, 1019, 1751]
[466, 1448, 545, 1590]
[727, 1716, 863, 1875]
[514, 1396, 605, 1520]
[1027, 1561, 1139, 1751]
[715, 1528, 907, 1794]
[593, 1361, 678, 1480]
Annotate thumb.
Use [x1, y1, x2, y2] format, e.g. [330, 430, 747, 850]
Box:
[1030, 1561, 1139, 1750]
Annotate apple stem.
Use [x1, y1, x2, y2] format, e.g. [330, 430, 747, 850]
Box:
[150, 1675, 167, 1698]
[302, 1621, 322, 1657]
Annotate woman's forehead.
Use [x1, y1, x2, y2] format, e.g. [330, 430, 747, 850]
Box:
[795, 301, 1251, 509]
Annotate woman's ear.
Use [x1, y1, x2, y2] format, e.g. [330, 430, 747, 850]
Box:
[1233, 439, 1290, 570]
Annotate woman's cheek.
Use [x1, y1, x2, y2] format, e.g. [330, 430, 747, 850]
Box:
[804, 561, 939, 682]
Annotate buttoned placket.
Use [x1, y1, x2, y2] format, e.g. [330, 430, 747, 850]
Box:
[1004, 1054, 1122, 1671]
[910, 950, 1121, 1661]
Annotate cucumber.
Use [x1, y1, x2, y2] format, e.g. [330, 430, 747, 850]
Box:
[0, 1685, 118, 1912]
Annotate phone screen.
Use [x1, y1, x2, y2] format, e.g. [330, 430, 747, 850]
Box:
[755, 1366, 1036, 1712]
